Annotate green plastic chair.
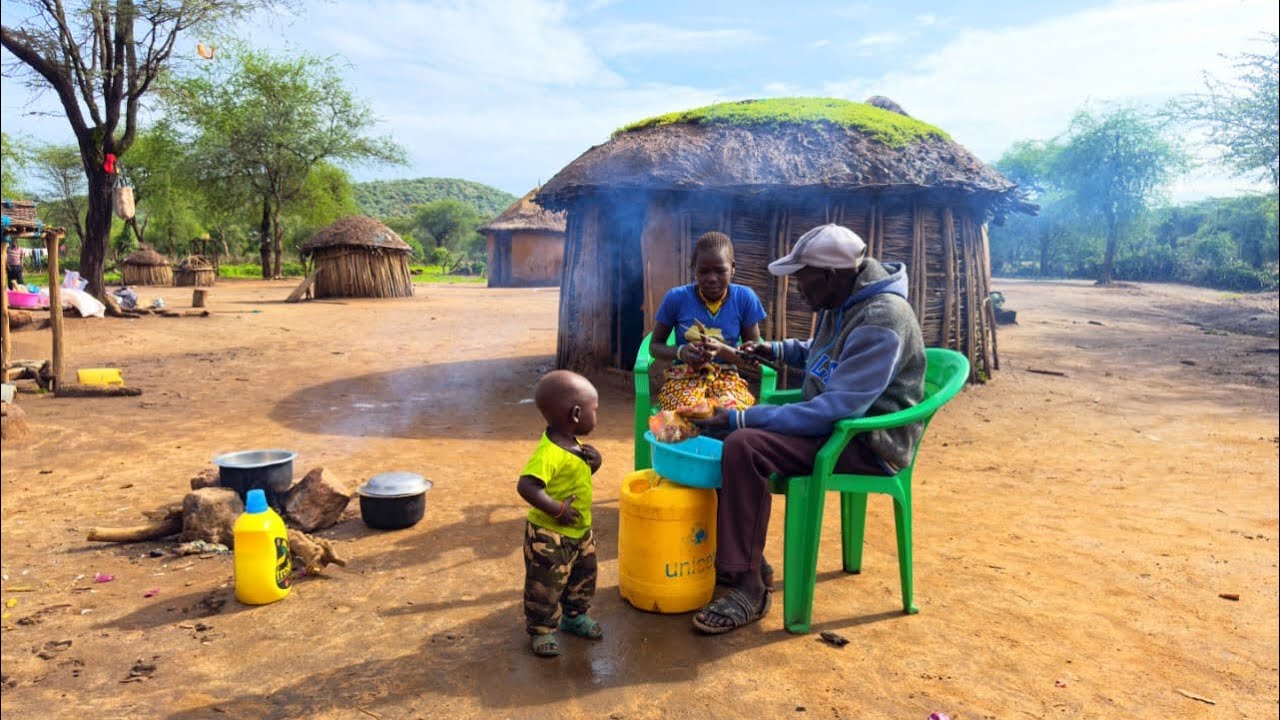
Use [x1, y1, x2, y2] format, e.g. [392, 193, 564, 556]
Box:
[765, 347, 970, 633]
[632, 332, 780, 471]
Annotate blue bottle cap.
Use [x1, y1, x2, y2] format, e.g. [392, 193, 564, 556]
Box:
[245, 489, 268, 513]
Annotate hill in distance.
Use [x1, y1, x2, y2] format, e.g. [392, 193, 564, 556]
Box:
[353, 177, 518, 220]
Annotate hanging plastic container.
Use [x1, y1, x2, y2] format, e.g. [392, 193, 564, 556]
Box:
[233, 489, 292, 605]
[618, 469, 717, 614]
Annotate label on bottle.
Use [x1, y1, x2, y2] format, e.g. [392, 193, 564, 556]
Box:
[274, 536, 292, 590]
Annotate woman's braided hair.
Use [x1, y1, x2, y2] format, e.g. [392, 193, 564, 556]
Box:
[691, 231, 734, 269]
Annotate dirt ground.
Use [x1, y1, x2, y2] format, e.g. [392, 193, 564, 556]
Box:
[1, 277, 1277, 720]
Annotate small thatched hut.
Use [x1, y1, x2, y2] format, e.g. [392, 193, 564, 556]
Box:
[536, 97, 1035, 380]
[174, 256, 216, 287]
[300, 216, 413, 299]
[480, 187, 567, 288]
[120, 247, 173, 286]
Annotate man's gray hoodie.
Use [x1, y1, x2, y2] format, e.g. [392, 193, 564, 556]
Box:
[727, 259, 926, 471]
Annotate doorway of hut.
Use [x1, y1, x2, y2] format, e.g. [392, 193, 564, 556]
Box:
[607, 203, 646, 371]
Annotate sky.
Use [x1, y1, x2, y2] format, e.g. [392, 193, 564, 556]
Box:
[2, 0, 1277, 202]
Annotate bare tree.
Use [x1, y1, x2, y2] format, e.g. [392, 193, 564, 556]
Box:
[1, 0, 284, 298]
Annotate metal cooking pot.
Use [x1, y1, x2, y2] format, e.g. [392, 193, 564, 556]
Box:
[212, 449, 296, 502]
[357, 472, 432, 530]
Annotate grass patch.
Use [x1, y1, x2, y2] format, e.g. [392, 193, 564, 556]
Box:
[218, 262, 306, 278]
[411, 265, 486, 284]
[615, 97, 949, 147]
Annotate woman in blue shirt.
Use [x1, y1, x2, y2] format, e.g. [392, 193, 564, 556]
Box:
[651, 231, 767, 413]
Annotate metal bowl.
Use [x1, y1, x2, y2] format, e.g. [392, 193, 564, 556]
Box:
[212, 449, 297, 499]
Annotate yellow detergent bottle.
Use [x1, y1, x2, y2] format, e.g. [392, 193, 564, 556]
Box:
[618, 469, 717, 613]
[233, 489, 292, 605]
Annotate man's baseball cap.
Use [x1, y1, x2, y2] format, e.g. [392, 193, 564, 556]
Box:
[767, 224, 867, 276]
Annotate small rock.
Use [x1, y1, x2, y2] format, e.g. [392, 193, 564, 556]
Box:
[190, 467, 221, 491]
[175, 540, 230, 556]
[180, 488, 243, 547]
[281, 467, 353, 532]
[36, 640, 72, 660]
[818, 630, 850, 648]
[149, 549, 167, 558]
[0, 403, 29, 442]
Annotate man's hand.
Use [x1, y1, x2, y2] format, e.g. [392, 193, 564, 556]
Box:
[738, 340, 774, 363]
[692, 406, 730, 429]
[577, 444, 603, 474]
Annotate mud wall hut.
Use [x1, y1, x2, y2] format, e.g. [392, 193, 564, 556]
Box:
[535, 97, 1035, 381]
[480, 187, 567, 288]
[300, 216, 414, 299]
[120, 247, 173, 286]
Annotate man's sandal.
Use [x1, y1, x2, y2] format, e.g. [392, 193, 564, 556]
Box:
[560, 614, 604, 640]
[531, 632, 560, 657]
[691, 587, 772, 635]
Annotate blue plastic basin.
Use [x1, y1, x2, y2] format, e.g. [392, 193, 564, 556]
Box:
[644, 431, 723, 488]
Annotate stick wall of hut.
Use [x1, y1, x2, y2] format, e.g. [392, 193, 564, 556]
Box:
[122, 264, 173, 286]
[640, 196, 683, 337]
[557, 190, 998, 381]
[310, 249, 413, 299]
[558, 205, 606, 371]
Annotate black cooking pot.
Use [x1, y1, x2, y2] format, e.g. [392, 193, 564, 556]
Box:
[212, 449, 296, 502]
[358, 472, 432, 530]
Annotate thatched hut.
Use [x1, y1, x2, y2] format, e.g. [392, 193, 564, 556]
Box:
[536, 97, 1035, 380]
[174, 255, 216, 287]
[300, 216, 413, 299]
[480, 187, 567, 288]
[120, 247, 173, 286]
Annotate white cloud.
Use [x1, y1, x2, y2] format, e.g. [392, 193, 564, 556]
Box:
[811, 39, 832, 48]
[851, 32, 906, 48]
[827, 0, 1278, 199]
[589, 22, 759, 57]
[915, 14, 937, 27]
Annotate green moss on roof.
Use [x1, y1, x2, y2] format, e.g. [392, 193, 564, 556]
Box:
[615, 97, 950, 148]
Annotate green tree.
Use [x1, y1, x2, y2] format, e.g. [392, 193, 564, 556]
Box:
[164, 45, 404, 278]
[1052, 106, 1188, 284]
[281, 162, 361, 257]
[1, 131, 33, 197]
[120, 121, 206, 256]
[993, 139, 1079, 276]
[2, 0, 286, 298]
[1173, 33, 1279, 189]
[32, 144, 88, 245]
[409, 199, 483, 252]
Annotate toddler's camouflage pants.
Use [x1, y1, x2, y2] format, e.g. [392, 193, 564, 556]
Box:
[523, 521, 597, 635]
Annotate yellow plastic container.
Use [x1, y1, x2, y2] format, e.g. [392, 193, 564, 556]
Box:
[77, 368, 123, 386]
[233, 489, 292, 605]
[618, 469, 717, 614]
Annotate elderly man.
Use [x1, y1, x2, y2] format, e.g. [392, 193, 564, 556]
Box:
[691, 223, 926, 634]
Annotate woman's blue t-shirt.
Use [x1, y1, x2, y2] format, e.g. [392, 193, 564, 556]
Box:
[655, 283, 767, 349]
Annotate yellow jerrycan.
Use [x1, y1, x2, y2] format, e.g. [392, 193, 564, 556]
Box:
[618, 469, 717, 613]
[233, 489, 292, 605]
